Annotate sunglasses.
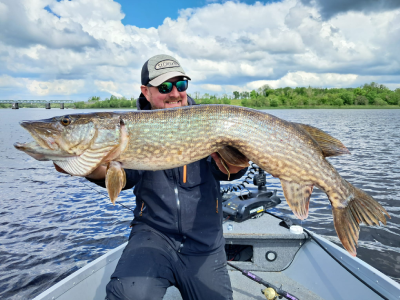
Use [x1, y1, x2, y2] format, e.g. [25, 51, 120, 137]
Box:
[152, 80, 188, 94]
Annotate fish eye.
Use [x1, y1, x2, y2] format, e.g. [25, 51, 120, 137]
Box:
[61, 116, 71, 126]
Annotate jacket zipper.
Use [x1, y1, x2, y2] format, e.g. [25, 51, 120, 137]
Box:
[172, 169, 182, 234]
[172, 169, 186, 252]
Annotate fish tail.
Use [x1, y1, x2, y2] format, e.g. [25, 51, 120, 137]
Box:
[331, 183, 390, 256]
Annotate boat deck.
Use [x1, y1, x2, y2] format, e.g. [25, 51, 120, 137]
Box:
[164, 270, 323, 299]
[33, 209, 400, 300]
[165, 211, 320, 299]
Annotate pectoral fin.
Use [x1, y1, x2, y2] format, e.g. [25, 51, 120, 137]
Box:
[218, 146, 250, 167]
[105, 161, 126, 205]
[280, 179, 313, 220]
[294, 123, 350, 157]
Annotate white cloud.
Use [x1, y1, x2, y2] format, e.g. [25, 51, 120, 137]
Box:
[94, 80, 123, 97]
[27, 79, 85, 96]
[0, 75, 26, 89]
[246, 72, 359, 89]
[201, 84, 223, 92]
[0, 0, 399, 100]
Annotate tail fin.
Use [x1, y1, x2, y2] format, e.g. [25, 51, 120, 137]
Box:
[332, 184, 390, 256]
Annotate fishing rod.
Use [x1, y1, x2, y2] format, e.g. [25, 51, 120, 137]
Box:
[227, 262, 300, 300]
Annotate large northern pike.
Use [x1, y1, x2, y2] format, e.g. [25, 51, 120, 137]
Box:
[14, 105, 389, 256]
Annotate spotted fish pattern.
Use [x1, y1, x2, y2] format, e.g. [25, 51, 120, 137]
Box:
[15, 105, 390, 256]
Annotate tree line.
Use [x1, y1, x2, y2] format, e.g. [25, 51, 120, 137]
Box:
[63, 82, 400, 109]
[3, 82, 398, 109]
[229, 82, 400, 108]
[191, 82, 400, 108]
[74, 95, 136, 109]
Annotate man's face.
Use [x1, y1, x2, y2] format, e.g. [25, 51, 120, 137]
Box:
[141, 76, 188, 110]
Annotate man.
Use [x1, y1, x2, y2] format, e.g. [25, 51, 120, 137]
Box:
[58, 54, 248, 300]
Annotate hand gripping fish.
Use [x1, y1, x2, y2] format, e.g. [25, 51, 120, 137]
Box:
[14, 105, 389, 256]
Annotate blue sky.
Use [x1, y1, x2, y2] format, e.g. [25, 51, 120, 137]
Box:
[0, 0, 399, 100]
[115, 0, 276, 28]
[116, 0, 206, 28]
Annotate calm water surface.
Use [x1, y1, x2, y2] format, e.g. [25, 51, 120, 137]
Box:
[0, 108, 399, 299]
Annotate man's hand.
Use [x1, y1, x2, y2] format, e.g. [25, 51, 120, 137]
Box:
[53, 162, 107, 180]
[210, 153, 247, 175]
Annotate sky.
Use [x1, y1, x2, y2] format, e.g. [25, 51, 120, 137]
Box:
[0, 0, 399, 100]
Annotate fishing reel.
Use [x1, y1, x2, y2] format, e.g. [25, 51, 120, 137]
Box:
[262, 287, 278, 300]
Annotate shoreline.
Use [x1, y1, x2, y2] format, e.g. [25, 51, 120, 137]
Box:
[1, 104, 399, 109]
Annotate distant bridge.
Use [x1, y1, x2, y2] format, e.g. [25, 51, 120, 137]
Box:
[0, 100, 75, 109]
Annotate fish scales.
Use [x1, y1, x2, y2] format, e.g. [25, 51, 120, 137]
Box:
[117, 105, 345, 199]
[14, 104, 390, 256]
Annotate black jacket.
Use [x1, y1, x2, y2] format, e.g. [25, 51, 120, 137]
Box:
[90, 94, 247, 255]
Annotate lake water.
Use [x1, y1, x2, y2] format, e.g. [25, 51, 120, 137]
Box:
[0, 108, 399, 299]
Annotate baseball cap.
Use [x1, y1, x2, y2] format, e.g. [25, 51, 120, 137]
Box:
[141, 54, 191, 87]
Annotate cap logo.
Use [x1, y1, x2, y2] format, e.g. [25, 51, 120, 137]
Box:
[155, 60, 180, 70]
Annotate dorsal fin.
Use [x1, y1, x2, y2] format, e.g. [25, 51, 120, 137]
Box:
[294, 123, 350, 157]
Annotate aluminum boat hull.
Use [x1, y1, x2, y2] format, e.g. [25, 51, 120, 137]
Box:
[32, 213, 400, 300]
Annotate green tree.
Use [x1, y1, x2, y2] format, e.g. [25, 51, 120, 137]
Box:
[201, 98, 213, 104]
[250, 90, 258, 99]
[289, 97, 300, 107]
[387, 91, 400, 105]
[355, 95, 368, 105]
[74, 101, 85, 108]
[270, 99, 279, 107]
[89, 96, 101, 101]
[333, 98, 344, 107]
[353, 87, 365, 96]
[131, 98, 137, 108]
[340, 92, 354, 105]
[305, 87, 314, 98]
[240, 91, 249, 99]
[109, 95, 120, 108]
[101, 101, 110, 108]
[373, 98, 387, 106]
[233, 91, 240, 99]
[222, 98, 231, 104]
[294, 87, 306, 96]
[257, 84, 272, 97]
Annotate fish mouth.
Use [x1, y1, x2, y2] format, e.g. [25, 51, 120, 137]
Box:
[19, 120, 61, 151]
[14, 141, 73, 161]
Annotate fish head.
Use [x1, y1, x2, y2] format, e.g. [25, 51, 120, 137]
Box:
[14, 112, 127, 176]
[18, 114, 96, 154]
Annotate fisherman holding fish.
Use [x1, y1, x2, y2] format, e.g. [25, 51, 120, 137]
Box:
[16, 55, 390, 299]
[55, 54, 248, 300]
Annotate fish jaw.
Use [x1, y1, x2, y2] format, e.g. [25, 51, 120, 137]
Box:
[14, 141, 73, 161]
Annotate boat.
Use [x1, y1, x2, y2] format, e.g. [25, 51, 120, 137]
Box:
[32, 168, 400, 300]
